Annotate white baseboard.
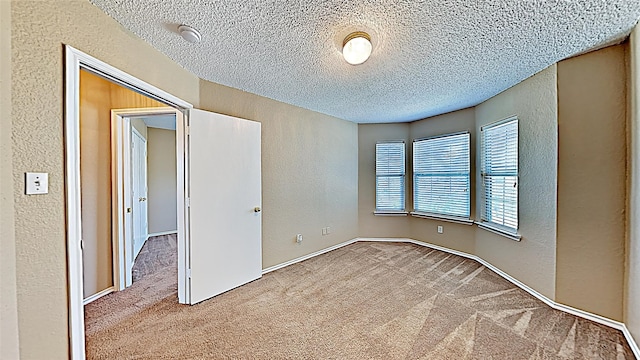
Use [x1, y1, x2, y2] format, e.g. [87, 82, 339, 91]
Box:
[622, 325, 640, 358]
[262, 238, 359, 274]
[148, 230, 178, 237]
[265, 236, 639, 358]
[83, 286, 114, 305]
[357, 237, 639, 359]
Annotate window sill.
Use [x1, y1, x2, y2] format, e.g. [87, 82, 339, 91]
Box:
[476, 222, 522, 241]
[374, 211, 409, 216]
[410, 212, 474, 225]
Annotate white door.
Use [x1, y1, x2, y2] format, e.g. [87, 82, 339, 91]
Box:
[131, 128, 148, 261]
[187, 109, 262, 305]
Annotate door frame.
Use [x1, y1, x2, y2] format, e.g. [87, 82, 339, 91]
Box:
[65, 45, 192, 360]
[110, 107, 179, 291]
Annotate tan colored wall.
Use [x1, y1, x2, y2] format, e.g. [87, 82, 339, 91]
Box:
[198, 80, 359, 268]
[556, 45, 627, 321]
[10, 0, 199, 357]
[409, 108, 477, 254]
[358, 123, 411, 238]
[80, 70, 114, 298]
[1, 1, 20, 358]
[475, 65, 559, 299]
[79, 71, 164, 299]
[147, 128, 178, 234]
[627, 26, 640, 342]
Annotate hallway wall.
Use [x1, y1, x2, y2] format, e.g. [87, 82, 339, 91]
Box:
[80, 70, 165, 299]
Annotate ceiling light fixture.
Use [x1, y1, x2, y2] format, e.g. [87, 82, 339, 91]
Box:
[178, 24, 202, 43]
[342, 31, 372, 65]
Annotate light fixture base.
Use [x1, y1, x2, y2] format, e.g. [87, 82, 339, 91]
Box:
[178, 24, 202, 43]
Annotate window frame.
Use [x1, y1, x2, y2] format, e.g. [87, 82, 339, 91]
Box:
[479, 116, 520, 239]
[411, 131, 471, 222]
[374, 141, 407, 215]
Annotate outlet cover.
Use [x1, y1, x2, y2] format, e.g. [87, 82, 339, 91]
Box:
[296, 234, 303, 243]
[437, 225, 443, 234]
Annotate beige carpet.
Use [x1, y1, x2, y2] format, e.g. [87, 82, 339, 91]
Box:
[85, 240, 634, 359]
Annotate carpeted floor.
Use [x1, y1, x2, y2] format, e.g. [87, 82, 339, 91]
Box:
[85, 239, 634, 359]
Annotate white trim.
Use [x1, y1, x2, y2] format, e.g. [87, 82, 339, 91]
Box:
[65, 45, 193, 360]
[476, 222, 522, 241]
[112, 108, 177, 291]
[373, 211, 408, 216]
[356, 237, 639, 358]
[622, 325, 640, 358]
[262, 238, 359, 274]
[148, 230, 178, 237]
[82, 287, 114, 305]
[410, 212, 474, 225]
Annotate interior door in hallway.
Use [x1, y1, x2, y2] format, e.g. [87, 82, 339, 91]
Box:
[132, 128, 148, 261]
[187, 109, 262, 305]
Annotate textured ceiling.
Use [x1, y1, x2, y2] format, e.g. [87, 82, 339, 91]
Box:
[90, 0, 640, 123]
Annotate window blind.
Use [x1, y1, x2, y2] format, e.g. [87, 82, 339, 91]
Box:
[481, 117, 518, 231]
[413, 132, 470, 218]
[376, 142, 405, 211]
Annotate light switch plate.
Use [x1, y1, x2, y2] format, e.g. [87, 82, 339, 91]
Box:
[26, 172, 48, 195]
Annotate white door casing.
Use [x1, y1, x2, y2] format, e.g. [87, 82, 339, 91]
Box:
[187, 109, 262, 304]
[131, 127, 148, 260]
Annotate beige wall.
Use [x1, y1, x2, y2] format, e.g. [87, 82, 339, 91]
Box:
[10, 1, 199, 357]
[80, 70, 114, 298]
[198, 80, 359, 268]
[147, 127, 178, 234]
[1, 0, 20, 358]
[409, 108, 477, 254]
[474, 65, 559, 299]
[357, 108, 478, 254]
[357, 68, 560, 300]
[358, 123, 411, 238]
[556, 45, 627, 321]
[79, 71, 164, 299]
[627, 26, 640, 343]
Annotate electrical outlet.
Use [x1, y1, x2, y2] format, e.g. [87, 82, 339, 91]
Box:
[296, 234, 303, 243]
[326, 227, 331, 234]
[437, 225, 443, 234]
[322, 228, 327, 235]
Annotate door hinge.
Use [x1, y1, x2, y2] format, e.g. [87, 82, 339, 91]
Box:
[185, 125, 190, 136]
[187, 268, 192, 279]
[186, 197, 190, 207]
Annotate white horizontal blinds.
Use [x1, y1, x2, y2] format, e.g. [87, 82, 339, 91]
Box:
[413, 132, 470, 218]
[376, 142, 405, 211]
[481, 118, 518, 231]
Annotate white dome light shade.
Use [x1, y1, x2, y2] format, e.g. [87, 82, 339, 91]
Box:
[342, 32, 372, 65]
[178, 24, 202, 43]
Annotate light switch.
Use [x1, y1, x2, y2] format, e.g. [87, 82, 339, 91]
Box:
[26, 172, 48, 195]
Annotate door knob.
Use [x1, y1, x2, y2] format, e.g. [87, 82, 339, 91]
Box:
[254, 206, 261, 213]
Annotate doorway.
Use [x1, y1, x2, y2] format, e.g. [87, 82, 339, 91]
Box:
[66, 46, 263, 360]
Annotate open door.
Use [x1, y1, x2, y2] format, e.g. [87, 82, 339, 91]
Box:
[186, 109, 262, 305]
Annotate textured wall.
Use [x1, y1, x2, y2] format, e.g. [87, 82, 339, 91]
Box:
[409, 108, 477, 254]
[80, 70, 114, 298]
[1, 1, 20, 358]
[556, 45, 627, 321]
[627, 26, 640, 342]
[10, 1, 199, 358]
[358, 123, 411, 238]
[147, 128, 178, 234]
[198, 80, 359, 268]
[474, 65, 559, 300]
[80, 71, 166, 300]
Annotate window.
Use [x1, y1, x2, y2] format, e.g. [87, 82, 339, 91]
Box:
[480, 117, 518, 233]
[375, 141, 405, 212]
[413, 132, 470, 219]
